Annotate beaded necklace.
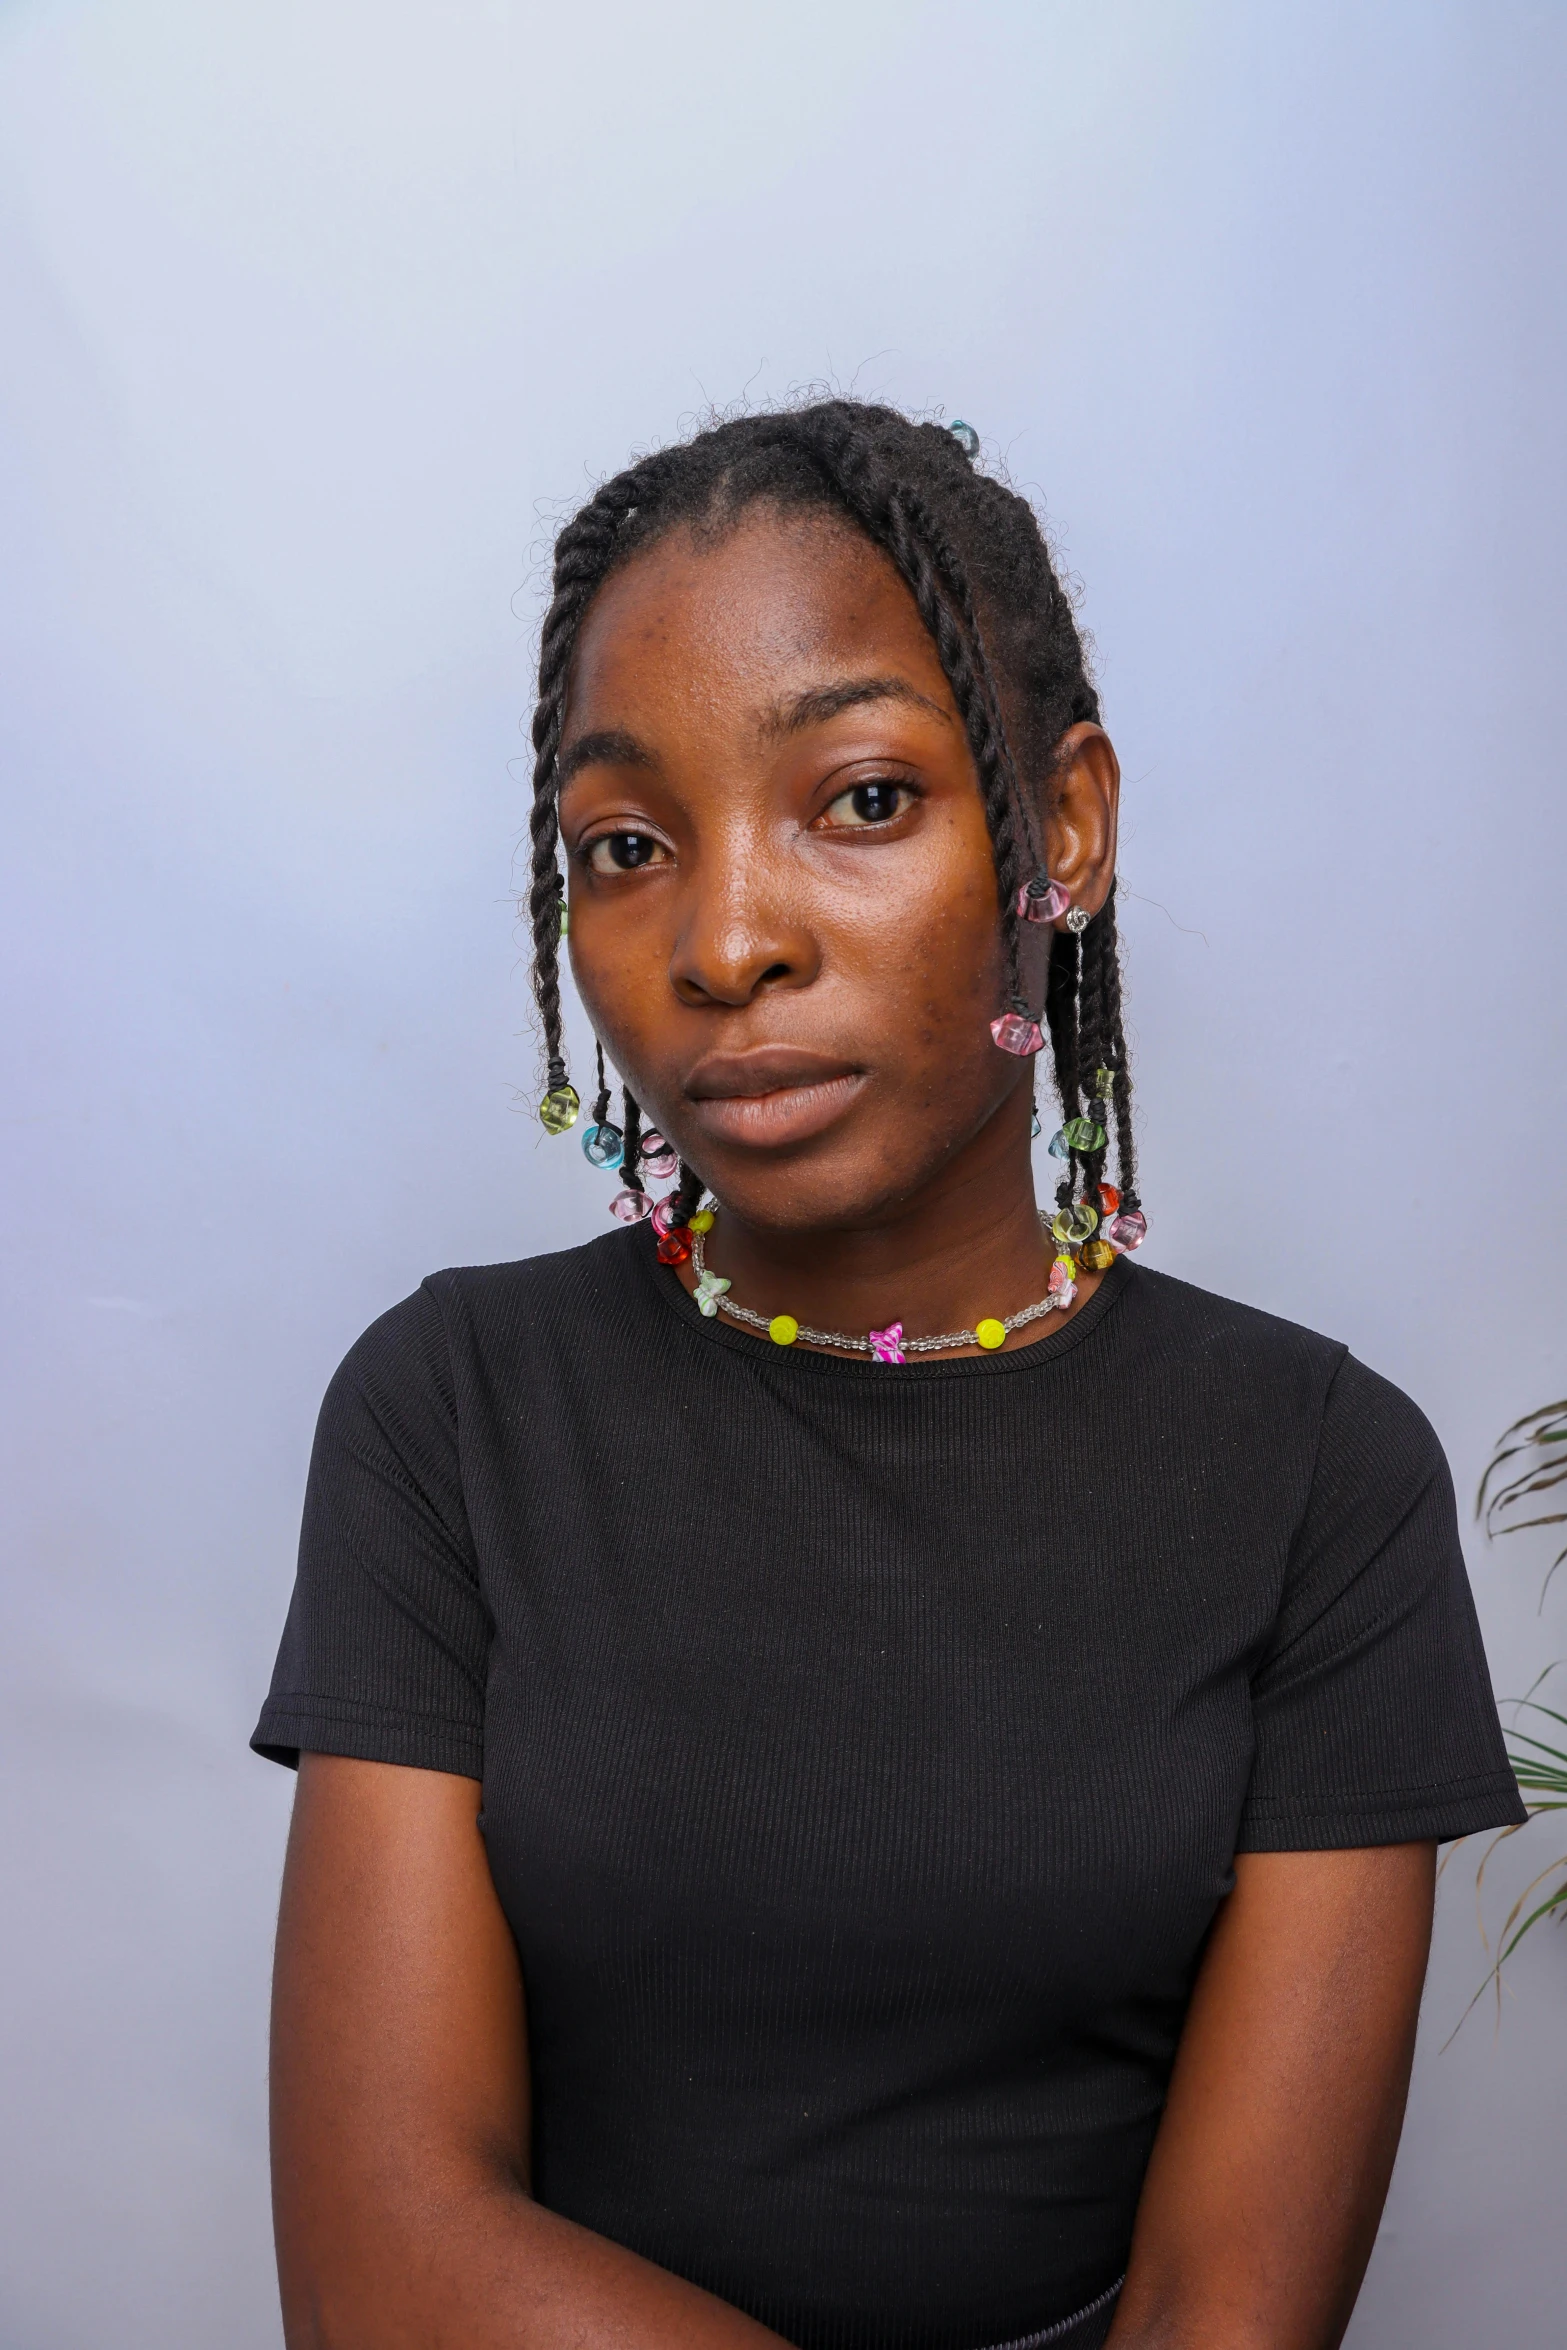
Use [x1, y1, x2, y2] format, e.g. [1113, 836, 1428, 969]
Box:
[686, 1211, 1072, 1362]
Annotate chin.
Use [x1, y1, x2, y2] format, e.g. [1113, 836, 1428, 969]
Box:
[694, 1147, 951, 1236]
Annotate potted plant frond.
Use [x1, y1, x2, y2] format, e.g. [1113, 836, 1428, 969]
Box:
[1471, 1403, 1567, 1981]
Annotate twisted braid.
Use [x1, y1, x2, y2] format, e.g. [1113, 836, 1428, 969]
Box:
[879, 486, 1029, 981]
[619, 1089, 645, 1201]
[669, 1164, 705, 1228]
[785, 411, 1032, 986]
[1059, 890, 1137, 1218]
[1044, 929, 1082, 1212]
[1094, 890, 1139, 1210]
[528, 457, 671, 1087]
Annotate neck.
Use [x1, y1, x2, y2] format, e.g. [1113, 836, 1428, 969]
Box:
[680, 1099, 1103, 1352]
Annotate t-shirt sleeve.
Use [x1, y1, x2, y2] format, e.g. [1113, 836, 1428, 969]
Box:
[251, 1282, 489, 1777]
[1236, 1352, 1526, 1850]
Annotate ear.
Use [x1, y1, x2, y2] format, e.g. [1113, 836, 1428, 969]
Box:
[1040, 723, 1119, 918]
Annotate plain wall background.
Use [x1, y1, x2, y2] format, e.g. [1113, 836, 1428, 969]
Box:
[3, 2, 1564, 2342]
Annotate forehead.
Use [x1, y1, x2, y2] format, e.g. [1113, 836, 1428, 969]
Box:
[565, 507, 953, 732]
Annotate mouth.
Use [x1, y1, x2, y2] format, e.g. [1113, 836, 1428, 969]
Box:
[682, 1046, 867, 1151]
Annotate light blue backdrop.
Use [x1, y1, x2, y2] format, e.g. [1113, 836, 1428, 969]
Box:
[3, 4, 1563, 2343]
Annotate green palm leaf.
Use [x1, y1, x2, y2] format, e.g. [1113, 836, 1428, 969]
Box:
[1458, 1408, 1567, 2013]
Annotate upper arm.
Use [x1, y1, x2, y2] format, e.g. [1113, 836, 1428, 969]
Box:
[1105, 1356, 1512, 2346]
[270, 1755, 531, 2339]
[252, 1285, 491, 1781]
[1237, 1357, 1522, 1854]
[269, 1755, 788, 2350]
[1108, 1842, 1436, 2350]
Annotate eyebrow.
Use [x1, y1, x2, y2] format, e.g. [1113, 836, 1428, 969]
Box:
[760, 675, 950, 738]
[555, 728, 658, 790]
[555, 675, 949, 791]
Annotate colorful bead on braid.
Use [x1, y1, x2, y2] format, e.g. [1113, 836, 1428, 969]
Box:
[1018, 874, 1071, 924]
[638, 1130, 679, 1181]
[1051, 1201, 1099, 1246]
[582, 1122, 624, 1168]
[1087, 1066, 1148, 1252]
[580, 1043, 624, 1168]
[991, 1004, 1045, 1057]
[1047, 1114, 1107, 1157]
[993, 870, 1069, 1060]
[538, 1078, 580, 1134]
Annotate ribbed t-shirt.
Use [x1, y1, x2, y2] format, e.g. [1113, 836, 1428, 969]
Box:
[253, 1235, 1523, 2350]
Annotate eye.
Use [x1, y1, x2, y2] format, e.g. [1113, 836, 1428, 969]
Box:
[584, 831, 670, 873]
[817, 779, 914, 830]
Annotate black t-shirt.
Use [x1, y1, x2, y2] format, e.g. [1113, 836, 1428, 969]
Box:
[254, 1236, 1523, 2350]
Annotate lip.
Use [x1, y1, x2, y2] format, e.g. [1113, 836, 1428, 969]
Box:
[683, 1046, 866, 1150]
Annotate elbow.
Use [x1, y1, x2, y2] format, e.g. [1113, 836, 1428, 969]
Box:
[278, 2162, 535, 2349]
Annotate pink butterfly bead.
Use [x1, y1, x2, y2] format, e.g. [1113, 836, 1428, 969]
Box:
[870, 1322, 906, 1364]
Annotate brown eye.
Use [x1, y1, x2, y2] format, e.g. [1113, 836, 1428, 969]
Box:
[586, 831, 670, 873]
[818, 780, 912, 829]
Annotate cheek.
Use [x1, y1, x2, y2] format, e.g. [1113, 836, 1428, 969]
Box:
[840, 818, 1004, 1062]
[566, 919, 662, 1069]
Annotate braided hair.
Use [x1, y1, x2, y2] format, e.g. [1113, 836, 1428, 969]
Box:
[526, 400, 1139, 1222]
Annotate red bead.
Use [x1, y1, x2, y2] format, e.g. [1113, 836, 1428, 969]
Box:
[1098, 1182, 1120, 1215]
[656, 1227, 693, 1264]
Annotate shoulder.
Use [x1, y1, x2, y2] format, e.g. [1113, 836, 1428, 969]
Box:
[323, 1228, 652, 1412]
[420, 1226, 653, 1355]
[1109, 1263, 1446, 1504]
[1110, 1261, 1347, 1401]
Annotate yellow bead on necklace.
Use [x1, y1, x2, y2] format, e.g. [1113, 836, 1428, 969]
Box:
[685, 1214, 1077, 1361]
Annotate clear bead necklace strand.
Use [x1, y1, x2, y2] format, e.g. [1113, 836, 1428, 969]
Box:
[687, 1215, 1064, 1357]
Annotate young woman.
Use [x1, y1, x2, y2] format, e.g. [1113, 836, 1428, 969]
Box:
[255, 401, 1523, 2350]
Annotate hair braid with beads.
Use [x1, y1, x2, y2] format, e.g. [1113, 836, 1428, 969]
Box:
[526, 400, 1137, 1224]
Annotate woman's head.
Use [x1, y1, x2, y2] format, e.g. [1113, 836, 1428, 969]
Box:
[528, 400, 1137, 1236]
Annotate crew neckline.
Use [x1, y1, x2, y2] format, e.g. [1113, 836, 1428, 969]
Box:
[639, 1231, 1132, 1380]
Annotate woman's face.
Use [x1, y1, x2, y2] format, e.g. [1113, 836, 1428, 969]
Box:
[556, 504, 1114, 1233]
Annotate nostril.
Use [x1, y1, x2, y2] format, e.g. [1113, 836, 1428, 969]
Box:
[760, 963, 792, 985]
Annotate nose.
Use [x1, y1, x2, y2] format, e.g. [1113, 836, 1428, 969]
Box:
[667, 830, 821, 1009]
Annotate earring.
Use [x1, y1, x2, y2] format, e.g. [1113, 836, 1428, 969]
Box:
[1065, 906, 1090, 937]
